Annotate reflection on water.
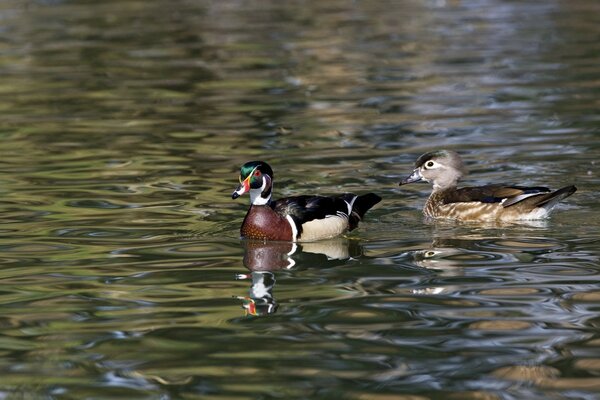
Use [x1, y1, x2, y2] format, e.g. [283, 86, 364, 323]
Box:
[0, 0, 599, 398]
[236, 238, 362, 315]
[236, 271, 278, 316]
[235, 240, 294, 316]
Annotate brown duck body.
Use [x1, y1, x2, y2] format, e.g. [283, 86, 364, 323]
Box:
[241, 205, 293, 241]
[424, 185, 576, 222]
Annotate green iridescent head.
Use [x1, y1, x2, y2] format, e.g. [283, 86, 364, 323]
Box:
[232, 161, 274, 204]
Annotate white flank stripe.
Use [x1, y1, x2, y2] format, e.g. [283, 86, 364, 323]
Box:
[286, 215, 299, 241]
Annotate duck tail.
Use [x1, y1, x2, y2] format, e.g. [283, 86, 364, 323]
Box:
[536, 185, 577, 210]
[348, 193, 382, 231]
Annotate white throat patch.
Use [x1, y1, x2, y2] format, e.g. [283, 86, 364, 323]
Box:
[250, 178, 271, 205]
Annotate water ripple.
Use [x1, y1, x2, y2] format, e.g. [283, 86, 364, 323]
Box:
[0, 0, 598, 398]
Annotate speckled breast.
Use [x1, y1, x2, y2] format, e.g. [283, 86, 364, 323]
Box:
[240, 206, 294, 241]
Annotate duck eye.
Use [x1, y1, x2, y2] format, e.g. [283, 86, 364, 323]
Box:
[254, 170, 261, 177]
[426, 161, 435, 168]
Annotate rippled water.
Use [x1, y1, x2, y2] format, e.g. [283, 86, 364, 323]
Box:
[0, 0, 599, 399]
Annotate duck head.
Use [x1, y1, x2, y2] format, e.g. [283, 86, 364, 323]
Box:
[232, 161, 274, 205]
[399, 150, 468, 191]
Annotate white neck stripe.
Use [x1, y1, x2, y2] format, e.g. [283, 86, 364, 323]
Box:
[250, 178, 271, 205]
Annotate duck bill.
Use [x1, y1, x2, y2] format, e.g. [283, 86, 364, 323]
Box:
[399, 169, 423, 186]
[232, 178, 250, 199]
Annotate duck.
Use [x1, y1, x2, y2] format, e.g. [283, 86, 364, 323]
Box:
[232, 161, 381, 241]
[398, 150, 577, 222]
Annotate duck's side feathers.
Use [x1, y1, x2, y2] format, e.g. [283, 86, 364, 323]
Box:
[300, 215, 349, 241]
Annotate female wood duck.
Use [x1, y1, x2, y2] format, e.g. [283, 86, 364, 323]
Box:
[232, 161, 381, 241]
[399, 150, 577, 222]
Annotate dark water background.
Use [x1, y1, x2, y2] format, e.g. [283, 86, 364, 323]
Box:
[0, 0, 599, 399]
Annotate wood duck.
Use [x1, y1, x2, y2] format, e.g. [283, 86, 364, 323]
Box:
[232, 161, 381, 241]
[399, 150, 577, 222]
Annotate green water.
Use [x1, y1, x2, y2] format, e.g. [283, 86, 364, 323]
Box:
[0, 0, 599, 399]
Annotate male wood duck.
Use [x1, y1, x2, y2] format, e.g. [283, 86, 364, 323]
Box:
[399, 150, 577, 222]
[232, 161, 381, 241]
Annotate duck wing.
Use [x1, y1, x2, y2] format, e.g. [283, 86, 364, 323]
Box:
[446, 185, 552, 208]
[271, 195, 353, 223]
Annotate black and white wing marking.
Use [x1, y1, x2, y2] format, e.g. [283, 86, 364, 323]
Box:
[272, 195, 355, 240]
[446, 185, 552, 208]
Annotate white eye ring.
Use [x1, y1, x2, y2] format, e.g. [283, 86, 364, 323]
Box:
[425, 161, 435, 168]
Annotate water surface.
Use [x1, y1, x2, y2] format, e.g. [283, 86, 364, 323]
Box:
[0, 0, 599, 399]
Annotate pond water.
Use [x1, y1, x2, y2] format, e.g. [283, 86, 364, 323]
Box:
[1, 0, 599, 399]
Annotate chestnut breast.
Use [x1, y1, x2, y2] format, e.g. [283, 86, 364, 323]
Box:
[240, 205, 293, 241]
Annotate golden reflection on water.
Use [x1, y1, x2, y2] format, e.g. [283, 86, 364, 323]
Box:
[494, 364, 600, 391]
[469, 320, 533, 331]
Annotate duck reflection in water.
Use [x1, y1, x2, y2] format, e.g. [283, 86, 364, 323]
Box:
[236, 238, 362, 316]
[410, 235, 528, 295]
